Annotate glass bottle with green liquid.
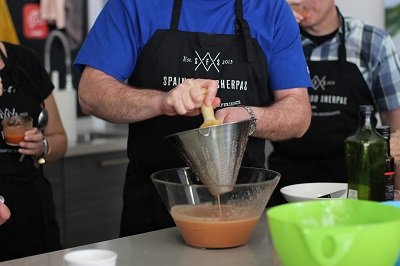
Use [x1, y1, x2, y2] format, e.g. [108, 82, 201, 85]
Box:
[345, 105, 387, 201]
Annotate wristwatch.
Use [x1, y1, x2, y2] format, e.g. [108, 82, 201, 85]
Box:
[238, 105, 257, 135]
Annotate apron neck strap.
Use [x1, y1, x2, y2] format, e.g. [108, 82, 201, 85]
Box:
[170, 0, 182, 30]
[337, 7, 347, 65]
[234, 0, 255, 62]
[170, 0, 255, 62]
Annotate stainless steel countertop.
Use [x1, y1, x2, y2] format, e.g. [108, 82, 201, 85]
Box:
[65, 117, 128, 157]
[66, 137, 127, 157]
[0, 215, 280, 266]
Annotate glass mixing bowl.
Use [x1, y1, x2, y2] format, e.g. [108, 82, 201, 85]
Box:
[151, 167, 280, 249]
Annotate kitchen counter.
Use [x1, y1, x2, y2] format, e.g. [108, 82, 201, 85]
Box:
[0, 215, 281, 266]
[66, 137, 127, 157]
[65, 117, 128, 157]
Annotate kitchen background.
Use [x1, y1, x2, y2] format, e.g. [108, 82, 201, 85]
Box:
[2, 0, 397, 249]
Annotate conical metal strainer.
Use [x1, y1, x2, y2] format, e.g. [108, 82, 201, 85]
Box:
[166, 119, 251, 196]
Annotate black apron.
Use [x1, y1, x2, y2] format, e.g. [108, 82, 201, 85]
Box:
[121, 0, 272, 236]
[268, 13, 375, 206]
[0, 48, 61, 261]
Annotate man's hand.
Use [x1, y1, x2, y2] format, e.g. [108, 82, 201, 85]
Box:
[161, 79, 220, 116]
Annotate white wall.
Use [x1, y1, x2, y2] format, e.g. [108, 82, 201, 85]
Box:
[87, 0, 108, 31]
[336, 0, 385, 29]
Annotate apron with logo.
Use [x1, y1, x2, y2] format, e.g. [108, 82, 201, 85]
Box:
[121, 0, 272, 235]
[0, 46, 61, 261]
[268, 14, 375, 206]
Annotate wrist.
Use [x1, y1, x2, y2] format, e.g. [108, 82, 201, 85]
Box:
[238, 105, 257, 135]
[37, 137, 50, 165]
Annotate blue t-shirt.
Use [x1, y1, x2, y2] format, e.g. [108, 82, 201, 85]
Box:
[74, 0, 311, 90]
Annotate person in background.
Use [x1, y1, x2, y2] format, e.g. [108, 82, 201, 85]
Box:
[268, 0, 400, 205]
[0, 41, 67, 261]
[74, 0, 312, 236]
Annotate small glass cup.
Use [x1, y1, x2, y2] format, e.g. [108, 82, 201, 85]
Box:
[2, 115, 33, 146]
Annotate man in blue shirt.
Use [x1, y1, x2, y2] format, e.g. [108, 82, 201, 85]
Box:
[75, 0, 312, 235]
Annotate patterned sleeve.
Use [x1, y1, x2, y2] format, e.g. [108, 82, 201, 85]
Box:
[371, 32, 400, 112]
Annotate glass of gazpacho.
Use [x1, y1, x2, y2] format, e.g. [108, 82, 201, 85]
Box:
[2, 115, 33, 146]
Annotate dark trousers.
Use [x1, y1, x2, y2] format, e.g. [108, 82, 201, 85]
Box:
[0, 160, 61, 261]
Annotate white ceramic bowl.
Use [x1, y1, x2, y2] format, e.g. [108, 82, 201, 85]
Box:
[280, 182, 348, 203]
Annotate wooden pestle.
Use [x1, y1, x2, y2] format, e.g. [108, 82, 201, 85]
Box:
[200, 89, 220, 128]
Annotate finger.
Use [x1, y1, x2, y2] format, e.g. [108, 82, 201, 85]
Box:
[211, 97, 221, 109]
[174, 99, 189, 115]
[24, 127, 39, 136]
[18, 143, 42, 156]
[199, 80, 218, 105]
[189, 87, 205, 106]
[23, 130, 43, 142]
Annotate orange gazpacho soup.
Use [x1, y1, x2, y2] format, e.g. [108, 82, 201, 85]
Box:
[3, 132, 25, 145]
[171, 204, 260, 248]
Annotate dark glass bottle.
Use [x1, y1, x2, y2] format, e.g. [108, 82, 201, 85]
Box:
[345, 105, 387, 201]
[376, 126, 395, 200]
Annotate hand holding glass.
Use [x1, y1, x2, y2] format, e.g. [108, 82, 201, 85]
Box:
[2, 115, 33, 146]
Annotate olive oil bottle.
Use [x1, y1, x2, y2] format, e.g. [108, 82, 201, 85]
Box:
[345, 105, 387, 201]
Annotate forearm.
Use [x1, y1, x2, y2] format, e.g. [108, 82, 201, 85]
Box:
[380, 108, 400, 132]
[252, 89, 311, 141]
[44, 133, 67, 162]
[78, 67, 164, 123]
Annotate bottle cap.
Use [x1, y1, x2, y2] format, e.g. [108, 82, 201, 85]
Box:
[376, 125, 391, 139]
[359, 105, 374, 114]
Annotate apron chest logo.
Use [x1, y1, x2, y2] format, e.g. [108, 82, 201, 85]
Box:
[182, 51, 234, 73]
[195, 51, 220, 72]
[312, 75, 335, 91]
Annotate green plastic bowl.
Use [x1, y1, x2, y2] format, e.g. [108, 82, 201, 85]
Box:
[267, 199, 400, 266]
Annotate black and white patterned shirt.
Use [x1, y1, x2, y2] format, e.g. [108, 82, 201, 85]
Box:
[301, 15, 400, 112]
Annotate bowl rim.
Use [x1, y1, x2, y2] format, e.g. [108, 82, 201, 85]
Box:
[267, 199, 400, 227]
[63, 249, 117, 264]
[280, 182, 348, 200]
[151, 166, 280, 188]
[164, 119, 252, 139]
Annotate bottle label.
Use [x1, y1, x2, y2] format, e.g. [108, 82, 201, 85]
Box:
[348, 189, 358, 199]
[384, 171, 395, 200]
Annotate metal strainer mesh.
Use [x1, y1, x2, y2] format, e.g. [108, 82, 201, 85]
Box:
[166, 119, 251, 196]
